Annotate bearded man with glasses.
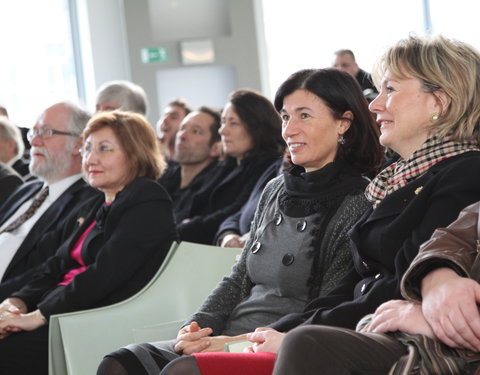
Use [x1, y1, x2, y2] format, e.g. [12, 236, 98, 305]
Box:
[0, 102, 100, 300]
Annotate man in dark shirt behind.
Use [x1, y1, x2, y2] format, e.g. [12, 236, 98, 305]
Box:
[159, 106, 222, 223]
[333, 49, 378, 101]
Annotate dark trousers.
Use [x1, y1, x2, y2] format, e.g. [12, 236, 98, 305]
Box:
[273, 325, 407, 375]
[0, 325, 49, 375]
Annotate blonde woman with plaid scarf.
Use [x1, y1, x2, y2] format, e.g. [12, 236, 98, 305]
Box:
[158, 35, 480, 375]
[265, 35, 480, 375]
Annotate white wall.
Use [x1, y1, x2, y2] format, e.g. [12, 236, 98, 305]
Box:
[122, 0, 265, 123]
[77, 0, 280, 124]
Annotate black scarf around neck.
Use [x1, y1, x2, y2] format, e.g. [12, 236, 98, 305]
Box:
[279, 161, 367, 299]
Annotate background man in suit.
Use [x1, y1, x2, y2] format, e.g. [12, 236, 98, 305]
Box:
[0, 116, 31, 179]
[0, 101, 99, 299]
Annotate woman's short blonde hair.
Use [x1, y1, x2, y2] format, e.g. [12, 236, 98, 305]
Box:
[83, 111, 166, 182]
[372, 34, 480, 142]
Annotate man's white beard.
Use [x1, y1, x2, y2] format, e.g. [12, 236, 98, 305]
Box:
[30, 145, 74, 183]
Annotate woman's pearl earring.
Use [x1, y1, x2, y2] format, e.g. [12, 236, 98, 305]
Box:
[431, 113, 439, 121]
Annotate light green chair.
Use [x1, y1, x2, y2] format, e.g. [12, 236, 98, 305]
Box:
[48, 241, 242, 375]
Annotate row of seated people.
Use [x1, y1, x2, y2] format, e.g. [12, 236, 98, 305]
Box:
[0, 78, 289, 374]
[1, 33, 480, 375]
[0, 81, 183, 206]
[0, 44, 381, 243]
[0, 86, 284, 304]
[0, 108, 176, 374]
[1, 82, 286, 246]
[97, 34, 480, 375]
[96, 82, 289, 246]
[0, 87, 284, 283]
[0, 42, 377, 208]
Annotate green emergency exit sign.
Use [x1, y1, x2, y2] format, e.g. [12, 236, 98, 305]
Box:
[141, 47, 169, 64]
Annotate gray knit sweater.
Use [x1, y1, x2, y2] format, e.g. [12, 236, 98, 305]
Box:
[186, 175, 371, 335]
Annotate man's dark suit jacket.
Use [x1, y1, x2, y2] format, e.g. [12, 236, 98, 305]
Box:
[12, 177, 177, 318]
[0, 177, 99, 299]
[270, 151, 480, 332]
[0, 162, 23, 207]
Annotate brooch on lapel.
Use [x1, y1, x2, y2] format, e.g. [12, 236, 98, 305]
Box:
[77, 217, 85, 226]
[414, 186, 423, 195]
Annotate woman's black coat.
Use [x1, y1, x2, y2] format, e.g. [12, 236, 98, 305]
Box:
[12, 177, 177, 318]
[270, 152, 480, 331]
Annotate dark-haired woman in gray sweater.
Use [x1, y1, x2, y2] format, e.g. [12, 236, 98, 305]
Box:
[97, 68, 384, 375]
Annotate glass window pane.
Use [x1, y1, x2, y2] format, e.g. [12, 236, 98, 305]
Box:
[261, 0, 424, 96]
[0, 0, 78, 128]
[429, 0, 480, 48]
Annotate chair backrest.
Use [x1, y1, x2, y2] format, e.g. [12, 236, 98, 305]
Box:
[48, 241, 242, 375]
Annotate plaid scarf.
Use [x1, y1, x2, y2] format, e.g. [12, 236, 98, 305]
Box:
[365, 137, 480, 208]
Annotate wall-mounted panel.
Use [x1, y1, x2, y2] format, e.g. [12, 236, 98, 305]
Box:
[148, 0, 231, 42]
[156, 65, 237, 111]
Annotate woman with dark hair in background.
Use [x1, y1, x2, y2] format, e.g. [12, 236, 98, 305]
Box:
[97, 68, 384, 375]
[177, 89, 285, 245]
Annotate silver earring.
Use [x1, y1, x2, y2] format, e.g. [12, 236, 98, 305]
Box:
[338, 135, 345, 145]
[432, 113, 439, 121]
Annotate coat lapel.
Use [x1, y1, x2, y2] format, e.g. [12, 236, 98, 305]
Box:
[0, 181, 43, 227]
[362, 170, 435, 225]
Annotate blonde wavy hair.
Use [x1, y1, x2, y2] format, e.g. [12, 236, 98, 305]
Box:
[372, 34, 480, 142]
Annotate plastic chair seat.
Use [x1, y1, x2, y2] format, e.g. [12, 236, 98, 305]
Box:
[48, 241, 242, 375]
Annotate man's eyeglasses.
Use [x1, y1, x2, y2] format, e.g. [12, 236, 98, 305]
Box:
[27, 128, 80, 142]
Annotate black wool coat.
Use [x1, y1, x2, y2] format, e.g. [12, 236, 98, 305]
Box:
[270, 151, 480, 331]
[12, 177, 177, 318]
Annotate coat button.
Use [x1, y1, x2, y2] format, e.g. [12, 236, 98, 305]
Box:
[282, 253, 295, 266]
[296, 219, 307, 232]
[362, 261, 369, 270]
[251, 241, 262, 254]
[375, 273, 382, 279]
[361, 283, 366, 293]
[274, 213, 283, 225]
